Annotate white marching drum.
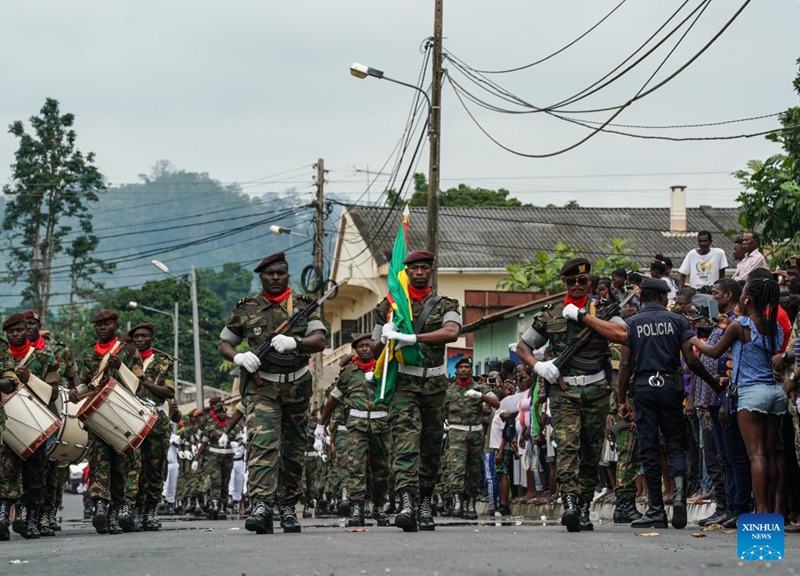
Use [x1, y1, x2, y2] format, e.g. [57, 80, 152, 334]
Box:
[1, 385, 61, 460]
[48, 387, 91, 465]
[77, 379, 156, 456]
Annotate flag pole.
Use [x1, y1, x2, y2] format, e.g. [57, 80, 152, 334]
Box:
[379, 311, 394, 402]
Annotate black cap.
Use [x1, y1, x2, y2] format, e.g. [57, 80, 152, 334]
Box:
[254, 252, 287, 273]
[350, 333, 372, 347]
[560, 257, 591, 276]
[455, 357, 472, 367]
[640, 277, 670, 294]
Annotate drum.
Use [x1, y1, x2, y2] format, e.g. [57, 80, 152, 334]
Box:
[1, 385, 61, 460]
[77, 379, 157, 456]
[48, 388, 91, 465]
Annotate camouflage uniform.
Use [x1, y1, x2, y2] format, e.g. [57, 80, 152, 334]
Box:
[80, 341, 143, 506]
[301, 420, 326, 510]
[126, 350, 174, 509]
[219, 291, 326, 507]
[372, 292, 461, 497]
[443, 378, 492, 499]
[200, 411, 236, 505]
[324, 383, 351, 503]
[522, 300, 619, 505]
[0, 346, 60, 507]
[331, 362, 391, 506]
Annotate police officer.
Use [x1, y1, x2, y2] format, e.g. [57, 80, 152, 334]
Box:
[218, 252, 327, 535]
[617, 278, 721, 529]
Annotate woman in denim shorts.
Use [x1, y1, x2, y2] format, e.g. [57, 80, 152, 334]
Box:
[692, 277, 784, 515]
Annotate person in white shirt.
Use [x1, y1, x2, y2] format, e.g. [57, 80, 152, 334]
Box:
[732, 231, 768, 281]
[678, 231, 728, 291]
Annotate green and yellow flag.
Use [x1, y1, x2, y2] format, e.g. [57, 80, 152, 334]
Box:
[374, 205, 424, 404]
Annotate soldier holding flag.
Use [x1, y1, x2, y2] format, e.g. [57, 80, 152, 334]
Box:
[371, 209, 462, 532]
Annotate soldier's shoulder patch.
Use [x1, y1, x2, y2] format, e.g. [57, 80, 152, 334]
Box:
[235, 294, 259, 308]
[338, 362, 357, 380]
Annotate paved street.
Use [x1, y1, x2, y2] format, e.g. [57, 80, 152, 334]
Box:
[2, 494, 800, 575]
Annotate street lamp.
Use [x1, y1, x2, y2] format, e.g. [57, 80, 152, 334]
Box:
[128, 300, 180, 398]
[269, 224, 313, 241]
[152, 259, 204, 409]
[349, 61, 439, 289]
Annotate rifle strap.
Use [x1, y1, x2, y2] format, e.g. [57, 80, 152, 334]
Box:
[413, 295, 444, 334]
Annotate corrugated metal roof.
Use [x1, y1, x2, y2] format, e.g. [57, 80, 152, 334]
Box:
[347, 204, 740, 270]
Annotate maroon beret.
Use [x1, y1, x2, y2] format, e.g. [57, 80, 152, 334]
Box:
[91, 309, 119, 324]
[455, 356, 472, 367]
[127, 323, 156, 338]
[2, 313, 28, 331]
[208, 395, 223, 406]
[403, 250, 435, 266]
[254, 252, 287, 273]
[350, 333, 373, 348]
[23, 310, 40, 322]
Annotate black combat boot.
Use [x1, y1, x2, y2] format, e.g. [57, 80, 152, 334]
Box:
[615, 495, 642, 523]
[394, 492, 418, 532]
[579, 496, 594, 531]
[143, 506, 160, 531]
[348, 501, 365, 527]
[22, 507, 41, 539]
[671, 477, 687, 529]
[418, 489, 435, 531]
[12, 503, 26, 537]
[48, 509, 61, 532]
[118, 504, 134, 532]
[699, 506, 730, 527]
[38, 509, 55, 537]
[280, 503, 302, 533]
[244, 501, 273, 534]
[92, 499, 109, 535]
[451, 493, 463, 518]
[107, 506, 123, 535]
[631, 492, 668, 529]
[0, 499, 11, 541]
[133, 505, 144, 532]
[561, 494, 581, 533]
[302, 502, 313, 519]
[373, 504, 390, 527]
[441, 496, 452, 517]
[463, 497, 478, 521]
[208, 500, 220, 521]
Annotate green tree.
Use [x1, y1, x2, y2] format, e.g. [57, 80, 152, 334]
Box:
[594, 238, 641, 277]
[2, 98, 112, 321]
[386, 173, 525, 207]
[198, 262, 255, 315]
[497, 241, 576, 294]
[735, 58, 800, 266]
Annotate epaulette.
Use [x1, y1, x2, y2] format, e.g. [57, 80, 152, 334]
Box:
[235, 294, 258, 308]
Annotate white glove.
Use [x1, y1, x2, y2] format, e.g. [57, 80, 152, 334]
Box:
[383, 330, 417, 349]
[465, 389, 483, 399]
[314, 424, 326, 439]
[218, 433, 229, 448]
[364, 371, 374, 381]
[313, 437, 324, 454]
[271, 334, 298, 353]
[534, 360, 560, 382]
[532, 344, 549, 362]
[380, 322, 398, 344]
[233, 351, 261, 373]
[191, 460, 199, 472]
[562, 303, 582, 322]
[170, 433, 181, 446]
[230, 441, 239, 450]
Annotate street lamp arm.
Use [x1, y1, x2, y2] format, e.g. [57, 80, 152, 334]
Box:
[382, 75, 432, 115]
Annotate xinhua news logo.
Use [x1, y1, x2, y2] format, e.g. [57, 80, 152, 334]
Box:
[737, 513, 784, 561]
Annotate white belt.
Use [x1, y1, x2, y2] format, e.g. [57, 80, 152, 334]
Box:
[449, 424, 483, 432]
[258, 366, 309, 383]
[337, 425, 348, 432]
[350, 409, 388, 419]
[561, 370, 606, 387]
[305, 451, 321, 458]
[397, 364, 446, 378]
[208, 447, 234, 455]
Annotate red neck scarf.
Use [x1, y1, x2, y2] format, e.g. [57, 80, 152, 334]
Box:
[8, 341, 31, 361]
[564, 295, 589, 309]
[94, 336, 119, 357]
[210, 410, 228, 427]
[264, 286, 292, 305]
[408, 285, 431, 303]
[30, 335, 46, 350]
[356, 358, 376, 373]
[457, 377, 472, 388]
[140, 348, 154, 360]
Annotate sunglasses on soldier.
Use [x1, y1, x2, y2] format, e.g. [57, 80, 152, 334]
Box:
[564, 276, 589, 287]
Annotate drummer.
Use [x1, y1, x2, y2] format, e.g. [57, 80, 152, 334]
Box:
[0, 312, 60, 541]
[25, 310, 80, 535]
[125, 323, 174, 532]
[76, 309, 147, 536]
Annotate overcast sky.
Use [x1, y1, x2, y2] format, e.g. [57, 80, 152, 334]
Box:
[1, 1, 797, 208]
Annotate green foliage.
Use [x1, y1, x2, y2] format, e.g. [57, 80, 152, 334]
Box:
[735, 57, 800, 267]
[386, 173, 526, 207]
[594, 238, 641, 277]
[2, 98, 112, 321]
[497, 241, 576, 294]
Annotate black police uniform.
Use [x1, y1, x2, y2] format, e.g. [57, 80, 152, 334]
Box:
[623, 278, 693, 527]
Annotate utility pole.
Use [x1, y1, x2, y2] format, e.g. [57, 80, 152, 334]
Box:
[428, 0, 444, 291]
[313, 158, 326, 400]
[190, 265, 203, 408]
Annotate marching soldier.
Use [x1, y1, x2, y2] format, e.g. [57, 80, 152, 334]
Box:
[318, 334, 392, 527]
[617, 278, 721, 529]
[371, 250, 462, 532]
[443, 357, 499, 519]
[218, 252, 327, 534]
[516, 258, 629, 533]
[195, 396, 235, 520]
[0, 313, 60, 540]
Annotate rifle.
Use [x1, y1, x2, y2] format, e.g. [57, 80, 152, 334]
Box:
[243, 283, 338, 393]
[549, 290, 637, 392]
